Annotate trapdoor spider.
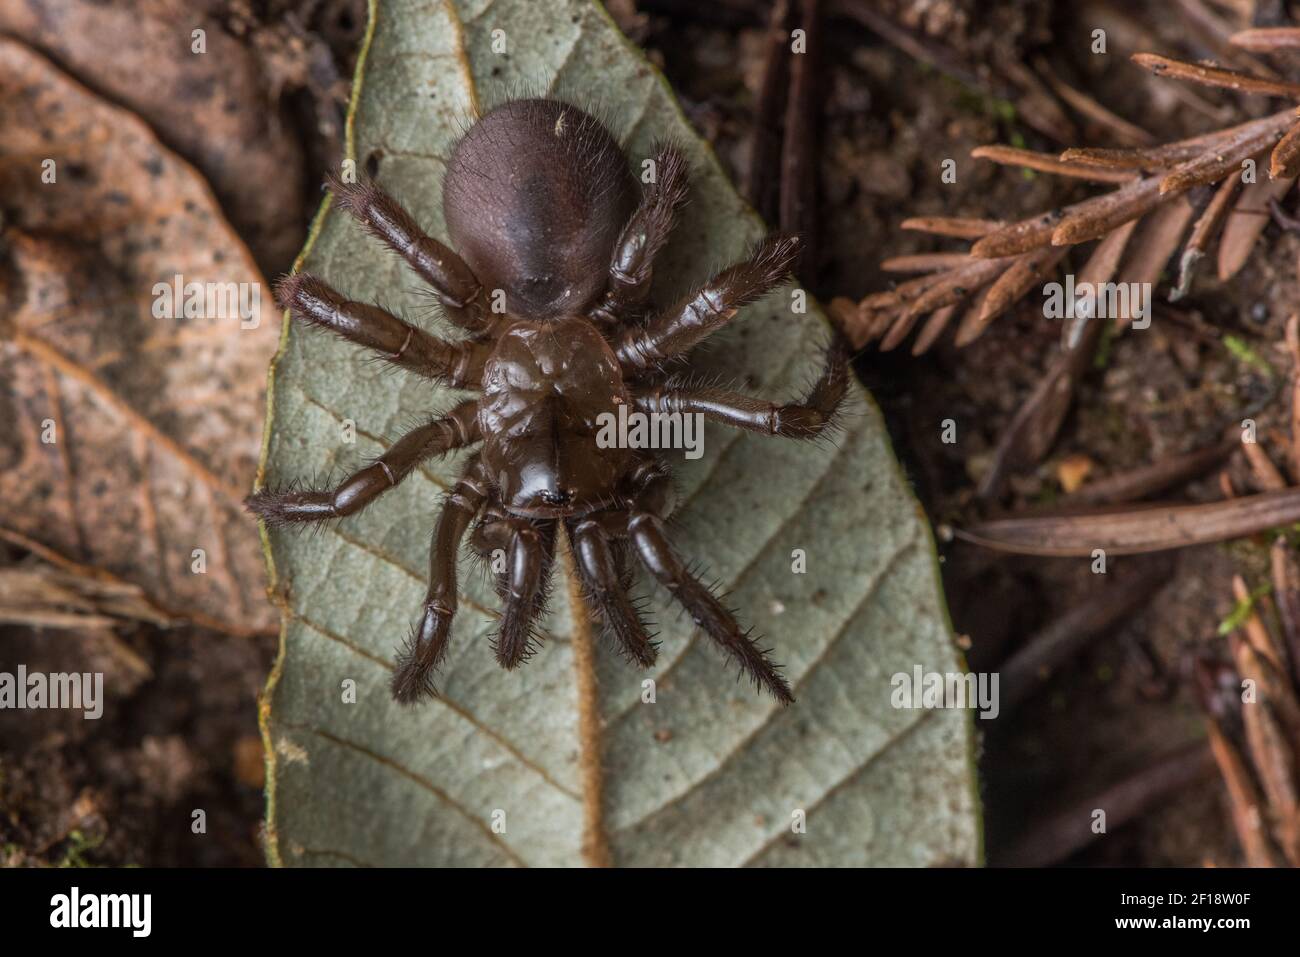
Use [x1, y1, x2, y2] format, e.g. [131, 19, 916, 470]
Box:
[248, 98, 848, 706]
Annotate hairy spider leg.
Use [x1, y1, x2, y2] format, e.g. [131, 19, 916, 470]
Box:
[326, 173, 496, 334]
[629, 337, 849, 439]
[569, 460, 792, 704]
[591, 144, 691, 325]
[570, 514, 659, 667]
[614, 233, 801, 370]
[471, 514, 556, 669]
[275, 273, 492, 386]
[628, 507, 795, 706]
[246, 400, 481, 525]
[392, 456, 492, 702]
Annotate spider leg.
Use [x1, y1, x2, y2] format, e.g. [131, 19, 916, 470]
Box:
[246, 400, 479, 525]
[392, 455, 491, 702]
[626, 508, 794, 706]
[569, 516, 658, 667]
[614, 233, 800, 371]
[629, 338, 848, 439]
[476, 515, 556, 669]
[275, 273, 491, 386]
[591, 144, 689, 325]
[326, 173, 494, 334]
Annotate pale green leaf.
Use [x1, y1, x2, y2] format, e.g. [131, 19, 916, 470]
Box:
[256, 0, 980, 867]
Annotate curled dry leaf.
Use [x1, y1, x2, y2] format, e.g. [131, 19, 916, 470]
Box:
[0, 38, 279, 636]
[0, 0, 307, 274]
[1218, 175, 1297, 281]
[0, 563, 173, 631]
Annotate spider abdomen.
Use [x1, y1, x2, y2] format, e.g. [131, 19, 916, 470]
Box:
[478, 318, 634, 518]
[443, 98, 637, 321]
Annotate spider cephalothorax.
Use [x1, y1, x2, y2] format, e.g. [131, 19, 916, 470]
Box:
[248, 97, 847, 706]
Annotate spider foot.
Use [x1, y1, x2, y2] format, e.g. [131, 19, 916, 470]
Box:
[244, 485, 334, 526]
[391, 602, 454, 703]
[781, 335, 852, 441]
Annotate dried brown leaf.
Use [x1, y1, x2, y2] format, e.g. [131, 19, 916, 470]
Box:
[0, 0, 307, 273]
[1271, 121, 1300, 179]
[0, 39, 278, 636]
[1053, 176, 1169, 246]
[1218, 175, 1297, 280]
[977, 246, 1070, 323]
[912, 299, 964, 355]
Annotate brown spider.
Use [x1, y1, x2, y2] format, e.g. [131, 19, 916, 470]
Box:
[248, 98, 847, 706]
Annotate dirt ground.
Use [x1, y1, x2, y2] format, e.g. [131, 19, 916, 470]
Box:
[5, 0, 1295, 866]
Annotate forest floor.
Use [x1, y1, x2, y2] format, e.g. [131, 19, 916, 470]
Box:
[6, 0, 1292, 866]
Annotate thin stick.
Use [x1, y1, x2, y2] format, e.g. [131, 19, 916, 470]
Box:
[1064, 437, 1237, 506]
[1270, 537, 1300, 693]
[900, 216, 1004, 239]
[998, 560, 1174, 715]
[1172, 174, 1239, 301]
[746, 0, 793, 224]
[958, 488, 1300, 557]
[972, 144, 1136, 183]
[993, 743, 1214, 867]
[1033, 55, 1154, 146]
[1287, 314, 1300, 484]
[781, 0, 821, 275]
[1132, 52, 1300, 99]
[880, 252, 973, 273]
[1231, 28, 1300, 52]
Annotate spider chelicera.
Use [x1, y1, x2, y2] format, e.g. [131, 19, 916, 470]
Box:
[248, 97, 847, 706]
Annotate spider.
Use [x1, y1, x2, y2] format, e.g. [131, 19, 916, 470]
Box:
[247, 97, 847, 706]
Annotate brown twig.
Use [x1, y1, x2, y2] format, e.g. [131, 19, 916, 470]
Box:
[1131, 52, 1300, 98]
[1195, 656, 1286, 867]
[747, 0, 793, 225]
[993, 742, 1215, 867]
[1172, 173, 1239, 300]
[970, 144, 1137, 183]
[1231, 27, 1300, 52]
[833, 0, 993, 96]
[1064, 436, 1238, 506]
[781, 0, 821, 275]
[998, 559, 1175, 715]
[1269, 537, 1300, 691]
[958, 488, 1300, 557]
